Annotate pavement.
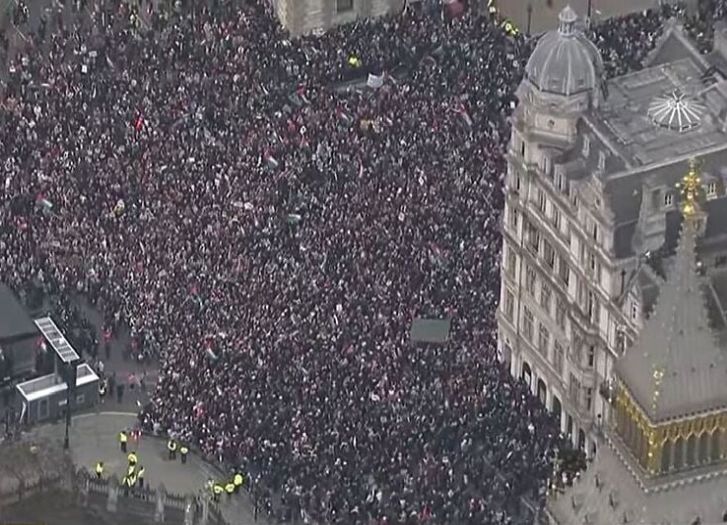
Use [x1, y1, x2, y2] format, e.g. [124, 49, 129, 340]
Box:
[26, 412, 265, 525]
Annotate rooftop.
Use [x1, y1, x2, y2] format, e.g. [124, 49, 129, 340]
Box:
[615, 217, 727, 423]
[590, 58, 727, 170]
[548, 433, 727, 524]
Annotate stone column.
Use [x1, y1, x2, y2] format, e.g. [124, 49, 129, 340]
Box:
[155, 484, 167, 523]
[107, 475, 119, 513]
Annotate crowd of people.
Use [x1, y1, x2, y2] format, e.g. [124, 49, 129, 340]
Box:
[1, 0, 725, 522]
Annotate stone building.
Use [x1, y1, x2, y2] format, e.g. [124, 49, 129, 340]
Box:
[497, 4, 727, 459]
[270, 0, 405, 35]
[545, 161, 727, 525]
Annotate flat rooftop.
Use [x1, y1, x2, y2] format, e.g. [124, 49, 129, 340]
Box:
[592, 58, 727, 169]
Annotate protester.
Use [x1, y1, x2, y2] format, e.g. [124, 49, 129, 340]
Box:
[1, 0, 724, 522]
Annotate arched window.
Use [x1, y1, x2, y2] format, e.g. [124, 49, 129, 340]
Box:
[686, 434, 697, 467]
[699, 432, 710, 464]
[552, 396, 562, 430]
[712, 430, 722, 462]
[661, 440, 672, 473]
[522, 362, 532, 387]
[673, 437, 684, 470]
[537, 379, 547, 406]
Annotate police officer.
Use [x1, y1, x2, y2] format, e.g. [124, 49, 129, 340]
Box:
[180, 444, 189, 464]
[128, 451, 138, 466]
[99, 379, 107, 400]
[137, 465, 145, 489]
[127, 463, 136, 478]
[212, 482, 224, 502]
[225, 481, 235, 496]
[233, 472, 244, 492]
[167, 438, 178, 460]
[95, 461, 104, 479]
[119, 430, 128, 453]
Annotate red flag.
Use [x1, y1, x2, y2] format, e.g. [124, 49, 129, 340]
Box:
[134, 114, 144, 132]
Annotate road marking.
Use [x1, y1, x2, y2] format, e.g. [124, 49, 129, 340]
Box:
[74, 410, 137, 420]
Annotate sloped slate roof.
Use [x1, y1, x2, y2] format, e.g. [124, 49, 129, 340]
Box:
[614, 218, 727, 422]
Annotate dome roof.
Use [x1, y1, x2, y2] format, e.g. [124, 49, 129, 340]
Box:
[525, 6, 604, 96]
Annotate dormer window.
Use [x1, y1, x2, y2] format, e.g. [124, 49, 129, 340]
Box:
[582, 136, 591, 157]
[597, 151, 606, 172]
[664, 192, 674, 207]
[707, 181, 718, 197]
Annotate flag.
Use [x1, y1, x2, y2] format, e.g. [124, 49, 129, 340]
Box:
[36, 194, 53, 211]
[134, 114, 144, 132]
[264, 154, 279, 169]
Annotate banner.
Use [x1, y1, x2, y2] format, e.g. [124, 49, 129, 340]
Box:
[367, 73, 385, 89]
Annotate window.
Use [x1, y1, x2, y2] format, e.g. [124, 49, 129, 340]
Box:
[587, 291, 600, 325]
[582, 135, 590, 157]
[553, 341, 564, 375]
[587, 345, 595, 368]
[556, 297, 566, 329]
[552, 207, 561, 231]
[541, 155, 551, 175]
[664, 191, 674, 207]
[336, 0, 354, 12]
[543, 241, 555, 269]
[506, 248, 517, 278]
[591, 222, 599, 242]
[537, 189, 546, 213]
[521, 141, 526, 157]
[538, 324, 550, 358]
[631, 301, 639, 320]
[526, 222, 540, 254]
[559, 257, 570, 286]
[540, 283, 552, 313]
[598, 151, 606, 172]
[707, 181, 718, 197]
[508, 206, 518, 230]
[585, 387, 593, 412]
[569, 373, 581, 405]
[588, 252, 597, 274]
[523, 307, 534, 341]
[504, 289, 515, 321]
[525, 265, 537, 295]
[555, 173, 565, 192]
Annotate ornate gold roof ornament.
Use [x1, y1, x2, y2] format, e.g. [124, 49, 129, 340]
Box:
[675, 158, 703, 219]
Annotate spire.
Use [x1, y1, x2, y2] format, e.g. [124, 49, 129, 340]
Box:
[614, 159, 727, 422]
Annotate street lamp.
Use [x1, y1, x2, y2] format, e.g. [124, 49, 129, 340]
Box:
[526, 3, 533, 36]
[63, 360, 78, 450]
[587, 0, 593, 19]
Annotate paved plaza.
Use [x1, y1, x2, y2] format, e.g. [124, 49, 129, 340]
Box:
[26, 412, 265, 524]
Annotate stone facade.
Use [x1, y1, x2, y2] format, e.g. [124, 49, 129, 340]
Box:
[497, 8, 727, 462]
[271, 0, 404, 35]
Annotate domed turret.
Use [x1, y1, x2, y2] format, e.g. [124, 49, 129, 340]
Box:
[525, 6, 604, 97]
